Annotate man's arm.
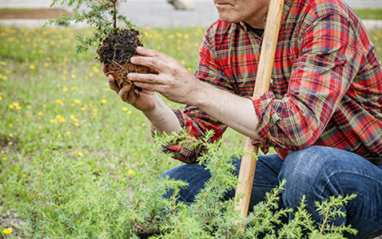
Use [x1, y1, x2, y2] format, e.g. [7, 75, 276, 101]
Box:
[106, 73, 181, 135]
[128, 47, 261, 140]
[189, 79, 260, 140]
[141, 94, 181, 135]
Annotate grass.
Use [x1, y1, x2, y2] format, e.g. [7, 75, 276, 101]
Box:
[0, 25, 245, 237]
[0, 25, 382, 237]
[353, 8, 382, 20]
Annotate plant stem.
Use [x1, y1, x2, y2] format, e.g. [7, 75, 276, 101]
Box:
[112, 0, 118, 33]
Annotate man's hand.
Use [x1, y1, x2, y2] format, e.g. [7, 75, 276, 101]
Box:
[127, 47, 201, 105]
[103, 63, 182, 135]
[103, 64, 157, 112]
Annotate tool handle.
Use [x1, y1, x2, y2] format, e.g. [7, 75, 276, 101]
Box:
[234, 0, 284, 228]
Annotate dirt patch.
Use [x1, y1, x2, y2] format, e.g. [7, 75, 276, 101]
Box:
[0, 8, 72, 19]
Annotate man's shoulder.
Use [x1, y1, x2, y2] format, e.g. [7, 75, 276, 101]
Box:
[290, 0, 362, 31]
[296, 0, 356, 19]
[206, 20, 236, 35]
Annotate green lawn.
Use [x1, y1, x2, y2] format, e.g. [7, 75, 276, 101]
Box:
[353, 8, 382, 20]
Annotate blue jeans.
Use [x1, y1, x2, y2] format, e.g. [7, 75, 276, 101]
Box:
[161, 146, 382, 239]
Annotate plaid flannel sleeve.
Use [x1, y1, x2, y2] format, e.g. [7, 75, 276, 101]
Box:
[252, 14, 362, 154]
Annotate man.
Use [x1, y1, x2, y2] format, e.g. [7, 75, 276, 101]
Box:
[106, 0, 382, 238]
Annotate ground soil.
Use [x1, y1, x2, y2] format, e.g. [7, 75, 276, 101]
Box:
[0, 8, 72, 19]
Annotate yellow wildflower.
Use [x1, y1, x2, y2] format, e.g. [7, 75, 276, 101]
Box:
[71, 87, 77, 91]
[92, 65, 99, 73]
[37, 112, 43, 116]
[128, 170, 134, 175]
[62, 87, 68, 92]
[101, 99, 107, 104]
[56, 99, 63, 105]
[56, 115, 65, 122]
[71, 74, 76, 79]
[127, 110, 132, 115]
[122, 107, 128, 112]
[3, 228, 12, 235]
[30, 65, 35, 70]
[9, 102, 21, 110]
[0, 61, 6, 66]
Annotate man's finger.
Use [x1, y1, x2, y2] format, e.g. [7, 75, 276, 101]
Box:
[108, 74, 120, 93]
[119, 83, 134, 103]
[136, 46, 161, 57]
[102, 63, 108, 75]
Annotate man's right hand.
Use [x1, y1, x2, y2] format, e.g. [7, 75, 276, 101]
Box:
[107, 74, 157, 112]
[104, 65, 157, 112]
[108, 72, 182, 134]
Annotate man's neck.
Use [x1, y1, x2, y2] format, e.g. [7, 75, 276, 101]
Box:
[244, 23, 265, 37]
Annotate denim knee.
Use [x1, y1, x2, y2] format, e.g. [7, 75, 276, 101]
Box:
[279, 146, 382, 238]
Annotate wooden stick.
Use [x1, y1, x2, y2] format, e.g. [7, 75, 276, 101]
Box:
[234, 0, 284, 230]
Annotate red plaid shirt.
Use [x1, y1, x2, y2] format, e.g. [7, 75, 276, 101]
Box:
[163, 0, 382, 163]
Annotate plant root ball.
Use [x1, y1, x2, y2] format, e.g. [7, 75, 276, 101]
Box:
[97, 28, 155, 89]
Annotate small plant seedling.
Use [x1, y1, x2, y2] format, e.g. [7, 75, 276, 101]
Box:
[49, 0, 154, 90]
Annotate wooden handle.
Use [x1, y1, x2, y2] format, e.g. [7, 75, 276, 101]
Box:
[234, 0, 284, 229]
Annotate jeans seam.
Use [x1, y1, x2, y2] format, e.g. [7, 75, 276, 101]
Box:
[361, 222, 382, 239]
[253, 183, 279, 188]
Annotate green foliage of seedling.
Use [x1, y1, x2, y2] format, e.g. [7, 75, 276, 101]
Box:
[4, 130, 358, 238]
[48, 0, 134, 53]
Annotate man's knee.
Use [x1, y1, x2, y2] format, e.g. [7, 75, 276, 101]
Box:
[279, 146, 346, 205]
